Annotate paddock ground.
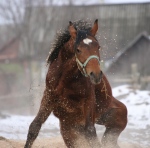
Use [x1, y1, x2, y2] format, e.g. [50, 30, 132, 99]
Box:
[0, 136, 144, 148]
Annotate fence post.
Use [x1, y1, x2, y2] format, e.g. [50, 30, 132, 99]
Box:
[131, 63, 140, 90]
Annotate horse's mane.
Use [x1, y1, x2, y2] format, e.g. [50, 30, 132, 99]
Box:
[46, 20, 93, 64]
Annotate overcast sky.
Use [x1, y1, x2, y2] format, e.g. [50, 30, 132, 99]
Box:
[106, 0, 150, 3]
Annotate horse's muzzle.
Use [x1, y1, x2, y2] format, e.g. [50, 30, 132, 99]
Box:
[89, 71, 103, 84]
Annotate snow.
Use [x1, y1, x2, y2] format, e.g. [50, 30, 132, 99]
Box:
[112, 85, 150, 129]
[0, 85, 150, 146]
[112, 84, 132, 97]
[121, 90, 150, 129]
[0, 113, 59, 139]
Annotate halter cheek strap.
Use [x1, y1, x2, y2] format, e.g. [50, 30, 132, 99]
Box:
[76, 55, 101, 77]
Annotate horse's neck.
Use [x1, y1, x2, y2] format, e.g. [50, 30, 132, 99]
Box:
[59, 43, 76, 67]
[62, 55, 79, 76]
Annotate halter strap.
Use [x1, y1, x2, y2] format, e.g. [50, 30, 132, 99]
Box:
[76, 55, 100, 77]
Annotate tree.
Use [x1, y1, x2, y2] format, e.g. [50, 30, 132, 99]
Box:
[0, 0, 59, 86]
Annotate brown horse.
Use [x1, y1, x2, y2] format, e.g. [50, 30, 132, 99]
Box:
[24, 19, 127, 148]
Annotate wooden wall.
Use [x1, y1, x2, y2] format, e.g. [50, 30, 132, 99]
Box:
[25, 3, 150, 60]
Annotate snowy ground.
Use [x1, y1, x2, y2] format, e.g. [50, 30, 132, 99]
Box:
[0, 85, 150, 147]
[112, 85, 150, 147]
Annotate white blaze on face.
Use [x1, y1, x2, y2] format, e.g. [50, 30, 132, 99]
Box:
[83, 38, 92, 45]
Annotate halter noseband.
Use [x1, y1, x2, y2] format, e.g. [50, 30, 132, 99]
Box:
[76, 55, 101, 77]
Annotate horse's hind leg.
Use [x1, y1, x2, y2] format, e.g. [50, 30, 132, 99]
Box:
[97, 98, 127, 148]
[24, 89, 52, 148]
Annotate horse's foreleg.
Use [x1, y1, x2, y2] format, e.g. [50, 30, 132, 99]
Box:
[60, 122, 96, 148]
[84, 124, 101, 148]
[99, 98, 127, 148]
[84, 99, 101, 148]
[60, 122, 81, 148]
[24, 89, 52, 148]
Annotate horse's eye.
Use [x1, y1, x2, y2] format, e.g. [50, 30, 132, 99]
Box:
[99, 46, 101, 51]
[76, 49, 81, 53]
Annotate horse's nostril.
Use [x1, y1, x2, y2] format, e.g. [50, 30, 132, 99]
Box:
[99, 71, 103, 79]
[90, 72, 94, 77]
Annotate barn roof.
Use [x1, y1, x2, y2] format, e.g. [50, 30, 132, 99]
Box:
[0, 35, 20, 62]
[0, 36, 19, 53]
[0, 25, 18, 50]
[105, 32, 150, 71]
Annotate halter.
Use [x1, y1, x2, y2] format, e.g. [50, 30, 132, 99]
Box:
[76, 55, 101, 77]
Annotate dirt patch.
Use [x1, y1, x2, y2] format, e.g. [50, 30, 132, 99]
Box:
[0, 136, 143, 148]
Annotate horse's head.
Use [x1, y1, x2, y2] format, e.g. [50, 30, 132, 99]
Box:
[69, 19, 102, 84]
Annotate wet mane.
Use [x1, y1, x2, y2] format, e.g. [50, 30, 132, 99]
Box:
[47, 20, 93, 64]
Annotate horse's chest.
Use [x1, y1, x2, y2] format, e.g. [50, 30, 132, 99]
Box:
[53, 87, 90, 120]
[52, 76, 93, 118]
[57, 92, 86, 112]
[56, 77, 91, 101]
[53, 95, 85, 121]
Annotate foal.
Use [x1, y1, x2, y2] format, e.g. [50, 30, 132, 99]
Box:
[24, 19, 127, 148]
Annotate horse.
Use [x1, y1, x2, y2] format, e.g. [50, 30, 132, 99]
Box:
[24, 19, 127, 148]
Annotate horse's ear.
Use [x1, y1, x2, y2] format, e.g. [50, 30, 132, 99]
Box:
[69, 21, 77, 39]
[90, 19, 98, 36]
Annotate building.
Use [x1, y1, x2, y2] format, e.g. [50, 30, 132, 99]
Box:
[106, 32, 150, 88]
[24, 3, 150, 61]
[0, 37, 20, 62]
